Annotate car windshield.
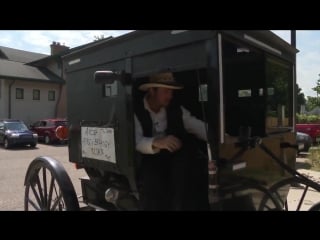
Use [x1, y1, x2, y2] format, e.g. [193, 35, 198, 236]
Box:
[55, 121, 67, 126]
[6, 122, 28, 131]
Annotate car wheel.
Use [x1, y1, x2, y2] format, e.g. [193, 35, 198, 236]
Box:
[44, 135, 51, 144]
[4, 138, 10, 149]
[30, 143, 36, 148]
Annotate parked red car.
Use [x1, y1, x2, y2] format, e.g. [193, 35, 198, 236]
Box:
[29, 119, 68, 144]
[296, 123, 320, 143]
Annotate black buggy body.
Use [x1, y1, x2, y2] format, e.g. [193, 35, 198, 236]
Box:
[25, 30, 302, 211]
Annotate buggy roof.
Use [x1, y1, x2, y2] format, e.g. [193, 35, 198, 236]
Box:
[63, 30, 298, 77]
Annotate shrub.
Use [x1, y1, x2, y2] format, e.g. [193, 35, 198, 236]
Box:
[296, 114, 320, 123]
[308, 148, 320, 171]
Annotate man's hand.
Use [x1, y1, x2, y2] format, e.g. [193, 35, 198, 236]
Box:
[152, 135, 182, 152]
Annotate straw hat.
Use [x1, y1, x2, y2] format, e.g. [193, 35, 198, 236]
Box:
[138, 72, 183, 91]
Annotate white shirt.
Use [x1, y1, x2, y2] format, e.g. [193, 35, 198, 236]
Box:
[134, 97, 207, 154]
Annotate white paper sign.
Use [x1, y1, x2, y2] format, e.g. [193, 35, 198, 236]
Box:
[81, 127, 116, 163]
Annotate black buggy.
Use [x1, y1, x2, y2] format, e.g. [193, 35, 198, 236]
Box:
[23, 30, 320, 211]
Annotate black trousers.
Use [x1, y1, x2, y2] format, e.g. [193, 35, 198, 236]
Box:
[139, 146, 209, 211]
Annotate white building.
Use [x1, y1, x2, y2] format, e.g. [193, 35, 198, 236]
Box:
[0, 43, 68, 125]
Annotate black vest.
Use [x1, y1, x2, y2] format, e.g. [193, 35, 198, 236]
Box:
[134, 98, 188, 158]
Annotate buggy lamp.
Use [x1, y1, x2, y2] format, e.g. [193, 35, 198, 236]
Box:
[105, 188, 119, 204]
[94, 71, 121, 84]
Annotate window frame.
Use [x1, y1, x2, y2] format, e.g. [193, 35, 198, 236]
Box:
[16, 88, 24, 99]
[33, 89, 40, 100]
[48, 90, 55, 101]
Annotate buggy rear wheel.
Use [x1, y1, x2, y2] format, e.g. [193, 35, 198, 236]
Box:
[309, 201, 320, 211]
[259, 177, 320, 211]
[24, 156, 79, 211]
[217, 177, 283, 211]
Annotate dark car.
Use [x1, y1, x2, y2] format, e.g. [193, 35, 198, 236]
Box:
[296, 131, 312, 153]
[0, 119, 38, 149]
[29, 118, 68, 144]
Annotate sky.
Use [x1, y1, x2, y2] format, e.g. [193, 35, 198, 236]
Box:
[0, 30, 318, 98]
[272, 30, 320, 98]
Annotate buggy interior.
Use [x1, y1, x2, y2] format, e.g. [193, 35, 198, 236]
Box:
[222, 38, 293, 138]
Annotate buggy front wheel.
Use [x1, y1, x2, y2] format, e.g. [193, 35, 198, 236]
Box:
[24, 156, 79, 211]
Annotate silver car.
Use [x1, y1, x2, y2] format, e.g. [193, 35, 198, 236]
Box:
[296, 131, 312, 153]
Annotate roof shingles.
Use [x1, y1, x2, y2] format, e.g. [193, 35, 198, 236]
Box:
[0, 59, 64, 83]
[0, 46, 47, 63]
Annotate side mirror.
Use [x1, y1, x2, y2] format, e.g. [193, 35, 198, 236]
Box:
[94, 71, 122, 84]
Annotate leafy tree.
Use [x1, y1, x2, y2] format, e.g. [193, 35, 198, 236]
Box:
[296, 83, 306, 112]
[306, 96, 318, 111]
[304, 75, 320, 112]
[312, 76, 320, 102]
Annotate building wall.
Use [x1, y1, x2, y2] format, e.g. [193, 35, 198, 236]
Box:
[0, 79, 10, 119]
[46, 59, 67, 118]
[56, 84, 67, 118]
[0, 79, 5, 118]
[8, 80, 61, 125]
[46, 59, 62, 75]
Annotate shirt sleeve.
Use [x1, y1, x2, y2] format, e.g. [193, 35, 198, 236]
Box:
[181, 106, 207, 141]
[134, 114, 160, 154]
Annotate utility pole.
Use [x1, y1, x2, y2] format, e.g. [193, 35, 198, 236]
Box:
[291, 30, 297, 127]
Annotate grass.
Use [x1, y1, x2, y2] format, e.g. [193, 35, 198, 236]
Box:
[306, 147, 320, 171]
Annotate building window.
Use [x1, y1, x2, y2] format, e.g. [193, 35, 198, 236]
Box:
[16, 88, 24, 99]
[33, 89, 40, 100]
[48, 90, 55, 101]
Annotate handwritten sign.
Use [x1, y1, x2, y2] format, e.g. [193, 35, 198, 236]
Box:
[81, 127, 116, 163]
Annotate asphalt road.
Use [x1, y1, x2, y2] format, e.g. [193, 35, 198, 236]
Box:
[0, 143, 86, 211]
[1, 143, 319, 211]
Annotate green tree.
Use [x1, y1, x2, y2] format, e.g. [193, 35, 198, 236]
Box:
[304, 75, 320, 112]
[312, 74, 320, 105]
[306, 96, 318, 111]
[296, 83, 306, 112]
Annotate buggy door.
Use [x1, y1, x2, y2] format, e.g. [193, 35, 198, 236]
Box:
[65, 64, 136, 193]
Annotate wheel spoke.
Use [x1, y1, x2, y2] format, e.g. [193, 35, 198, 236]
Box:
[296, 185, 309, 211]
[50, 193, 64, 211]
[47, 176, 55, 210]
[30, 183, 43, 209]
[42, 168, 48, 208]
[50, 183, 65, 210]
[273, 191, 285, 206]
[27, 197, 42, 211]
[35, 173, 45, 206]
[262, 203, 274, 211]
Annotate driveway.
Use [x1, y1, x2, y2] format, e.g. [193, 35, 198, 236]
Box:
[286, 155, 320, 210]
[0, 143, 86, 210]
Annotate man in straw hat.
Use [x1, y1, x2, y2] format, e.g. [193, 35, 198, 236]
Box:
[134, 71, 208, 210]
